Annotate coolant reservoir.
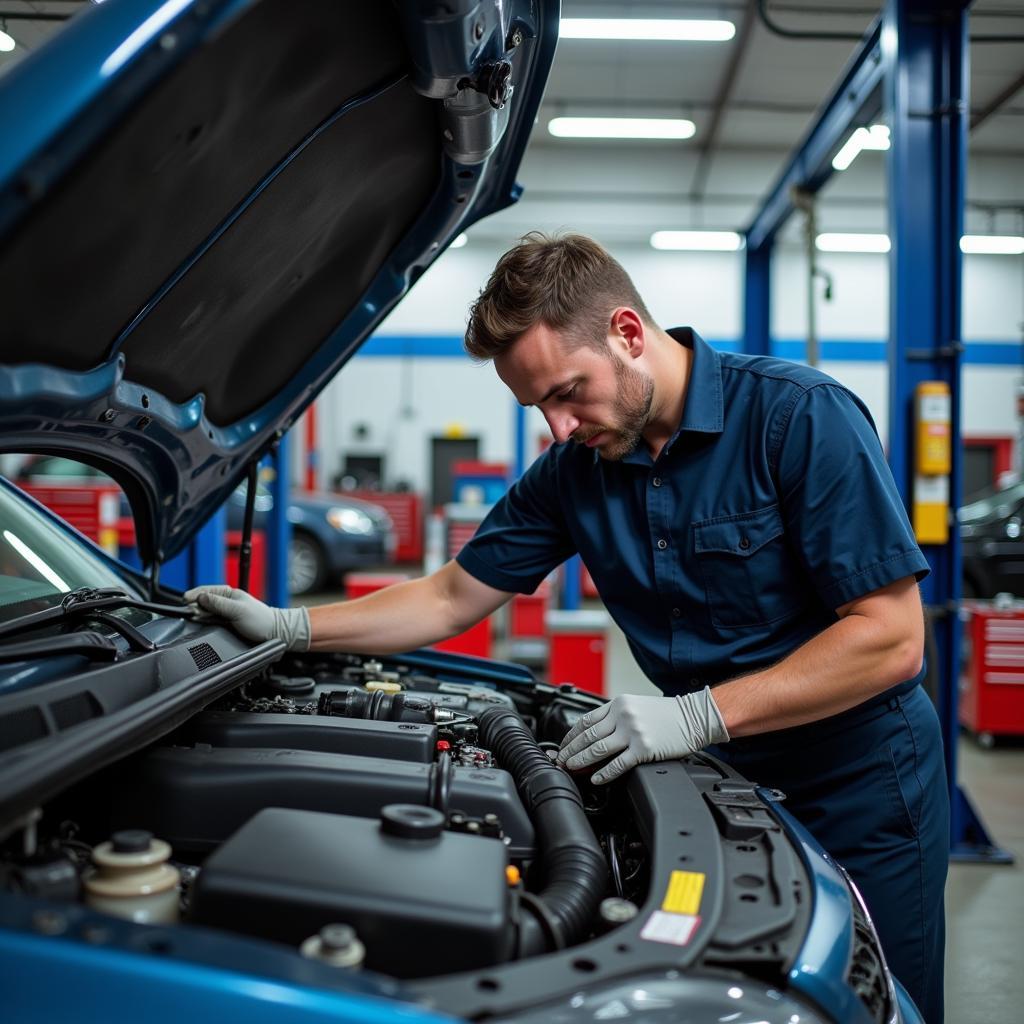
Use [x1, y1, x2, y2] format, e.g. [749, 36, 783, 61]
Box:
[84, 830, 180, 923]
[364, 680, 402, 694]
[300, 923, 366, 968]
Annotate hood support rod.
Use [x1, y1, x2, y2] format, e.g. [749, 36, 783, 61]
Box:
[238, 460, 259, 593]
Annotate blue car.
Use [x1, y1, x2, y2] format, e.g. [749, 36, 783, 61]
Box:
[0, 1, 922, 1022]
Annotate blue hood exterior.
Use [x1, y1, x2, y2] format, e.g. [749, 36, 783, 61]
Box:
[0, 0, 557, 566]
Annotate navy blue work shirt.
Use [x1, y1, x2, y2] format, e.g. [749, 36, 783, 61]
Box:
[456, 328, 930, 695]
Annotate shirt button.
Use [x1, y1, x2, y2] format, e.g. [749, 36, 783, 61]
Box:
[652, 477, 662, 487]
[689, 677, 700, 687]
[671, 607, 682, 618]
[739, 536, 751, 550]
[657, 539, 668, 550]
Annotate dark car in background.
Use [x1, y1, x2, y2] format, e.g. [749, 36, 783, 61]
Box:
[960, 476, 1024, 598]
[14, 456, 395, 595]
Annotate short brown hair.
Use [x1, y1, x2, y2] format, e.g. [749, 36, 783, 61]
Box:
[464, 232, 655, 361]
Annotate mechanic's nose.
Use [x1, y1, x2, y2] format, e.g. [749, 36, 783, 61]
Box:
[544, 410, 579, 444]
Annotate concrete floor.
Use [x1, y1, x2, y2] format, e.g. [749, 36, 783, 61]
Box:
[945, 737, 1023, 1023]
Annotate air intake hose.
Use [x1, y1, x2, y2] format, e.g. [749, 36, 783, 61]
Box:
[477, 706, 608, 956]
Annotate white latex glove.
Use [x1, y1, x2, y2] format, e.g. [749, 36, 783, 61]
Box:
[183, 585, 311, 651]
[557, 688, 729, 785]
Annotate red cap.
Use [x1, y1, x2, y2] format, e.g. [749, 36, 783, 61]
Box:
[436, 740, 451, 751]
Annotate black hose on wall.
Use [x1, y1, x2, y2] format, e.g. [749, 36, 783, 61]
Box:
[477, 706, 608, 956]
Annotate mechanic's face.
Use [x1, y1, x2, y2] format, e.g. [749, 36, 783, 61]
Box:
[495, 321, 654, 461]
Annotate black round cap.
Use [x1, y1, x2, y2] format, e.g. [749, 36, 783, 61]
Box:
[111, 830, 153, 854]
[267, 674, 316, 696]
[380, 804, 445, 840]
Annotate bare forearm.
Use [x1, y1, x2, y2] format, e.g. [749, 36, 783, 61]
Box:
[713, 583, 924, 737]
[306, 561, 509, 654]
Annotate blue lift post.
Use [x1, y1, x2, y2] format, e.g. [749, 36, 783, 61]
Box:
[265, 438, 291, 609]
[159, 509, 226, 591]
[885, 0, 1009, 863]
[743, 0, 1010, 862]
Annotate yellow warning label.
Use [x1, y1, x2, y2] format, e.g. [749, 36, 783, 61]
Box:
[662, 870, 705, 916]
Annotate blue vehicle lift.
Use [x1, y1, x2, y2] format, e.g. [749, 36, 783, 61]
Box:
[743, 0, 1011, 863]
[161, 439, 290, 608]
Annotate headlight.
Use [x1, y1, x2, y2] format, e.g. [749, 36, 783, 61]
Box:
[326, 506, 375, 535]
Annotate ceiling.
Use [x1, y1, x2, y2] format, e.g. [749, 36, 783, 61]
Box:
[1, 0, 1022, 240]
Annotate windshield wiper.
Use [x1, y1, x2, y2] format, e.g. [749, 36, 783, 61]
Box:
[0, 587, 196, 645]
[0, 631, 121, 663]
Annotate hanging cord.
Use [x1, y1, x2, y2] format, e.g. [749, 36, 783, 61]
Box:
[238, 460, 259, 593]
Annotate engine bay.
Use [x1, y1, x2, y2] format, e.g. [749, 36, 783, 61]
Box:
[0, 628, 819, 1019]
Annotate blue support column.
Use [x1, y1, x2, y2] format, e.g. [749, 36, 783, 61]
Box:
[885, 0, 1010, 863]
[265, 439, 292, 608]
[562, 556, 582, 611]
[743, 244, 772, 356]
[159, 509, 226, 591]
[513, 401, 527, 480]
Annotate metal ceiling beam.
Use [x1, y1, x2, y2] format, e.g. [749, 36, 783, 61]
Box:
[971, 69, 1024, 131]
[743, 15, 884, 250]
[689, 0, 758, 202]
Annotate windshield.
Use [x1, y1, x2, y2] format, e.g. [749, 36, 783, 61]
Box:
[961, 478, 1024, 523]
[0, 481, 137, 624]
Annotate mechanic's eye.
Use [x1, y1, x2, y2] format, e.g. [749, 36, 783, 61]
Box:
[559, 385, 578, 401]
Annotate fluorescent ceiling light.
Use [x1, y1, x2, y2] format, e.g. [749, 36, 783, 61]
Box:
[450, 233, 468, 249]
[816, 233, 891, 253]
[549, 117, 695, 140]
[3, 530, 70, 592]
[651, 231, 742, 252]
[831, 124, 890, 171]
[560, 18, 735, 41]
[0, 28, 15, 52]
[960, 235, 1024, 255]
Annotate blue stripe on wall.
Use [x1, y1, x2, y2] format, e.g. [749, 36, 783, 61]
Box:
[356, 335, 1024, 365]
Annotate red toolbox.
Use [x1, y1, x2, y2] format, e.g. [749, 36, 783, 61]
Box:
[510, 580, 551, 639]
[345, 570, 492, 659]
[19, 483, 121, 556]
[961, 603, 1024, 739]
[346, 572, 412, 599]
[225, 530, 266, 600]
[546, 609, 608, 696]
[347, 490, 423, 563]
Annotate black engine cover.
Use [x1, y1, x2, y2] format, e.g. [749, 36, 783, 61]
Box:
[105, 745, 536, 857]
[190, 806, 513, 977]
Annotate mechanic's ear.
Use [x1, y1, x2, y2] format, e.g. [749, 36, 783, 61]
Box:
[609, 307, 646, 358]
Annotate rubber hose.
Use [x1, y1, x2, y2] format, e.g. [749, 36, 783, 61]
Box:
[477, 706, 608, 956]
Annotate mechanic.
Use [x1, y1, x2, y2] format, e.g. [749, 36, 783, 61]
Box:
[187, 233, 948, 1023]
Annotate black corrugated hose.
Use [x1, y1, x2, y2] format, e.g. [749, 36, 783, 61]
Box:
[476, 706, 608, 957]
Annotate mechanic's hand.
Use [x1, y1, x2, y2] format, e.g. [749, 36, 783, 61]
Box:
[183, 585, 311, 651]
[557, 688, 729, 785]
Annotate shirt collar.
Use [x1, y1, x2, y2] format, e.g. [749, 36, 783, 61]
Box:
[668, 326, 724, 435]
[618, 326, 723, 467]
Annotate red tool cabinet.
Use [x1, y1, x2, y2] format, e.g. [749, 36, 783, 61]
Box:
[961, 604, 1024, 740]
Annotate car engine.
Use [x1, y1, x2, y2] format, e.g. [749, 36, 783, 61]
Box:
[0, 622, 854, 1021]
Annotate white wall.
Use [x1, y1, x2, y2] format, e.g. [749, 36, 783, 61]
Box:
[309, 241, 1024, 492]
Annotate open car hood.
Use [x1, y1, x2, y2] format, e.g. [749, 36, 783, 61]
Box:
[0, 0, 557, 566]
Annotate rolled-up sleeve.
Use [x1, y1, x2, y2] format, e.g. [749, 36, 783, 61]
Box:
[774, 383, 930, 609]
[456, 450, 577, 594]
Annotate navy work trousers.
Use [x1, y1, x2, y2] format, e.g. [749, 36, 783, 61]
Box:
[711, 682, 949, 1023]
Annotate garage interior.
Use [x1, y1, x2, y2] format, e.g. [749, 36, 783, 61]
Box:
[1, 1, 1022, 1021]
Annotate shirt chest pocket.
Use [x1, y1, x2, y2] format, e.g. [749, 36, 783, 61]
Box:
[693, 505, 807, 629]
